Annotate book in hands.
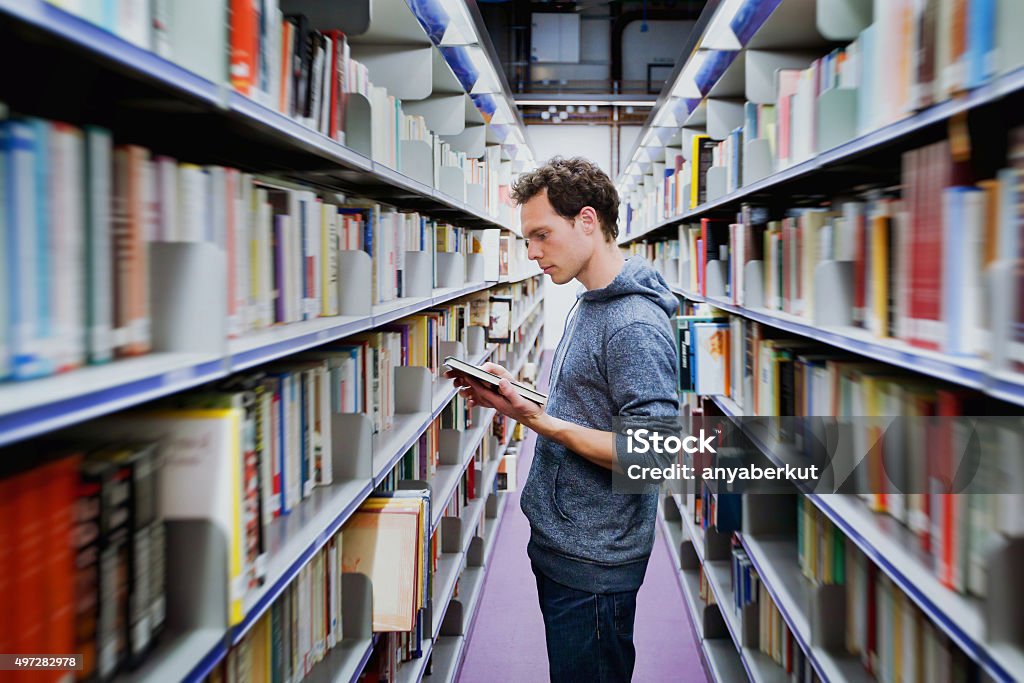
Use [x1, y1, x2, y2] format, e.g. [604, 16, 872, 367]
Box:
[443, 357, 548, 406]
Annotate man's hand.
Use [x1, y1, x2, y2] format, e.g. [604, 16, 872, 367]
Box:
[443, 362, 545, 427]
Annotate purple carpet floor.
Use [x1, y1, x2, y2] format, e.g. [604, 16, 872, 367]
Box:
[457, 352, 706, 683]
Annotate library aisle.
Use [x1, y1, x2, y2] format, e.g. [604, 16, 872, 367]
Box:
[459, 353, 706, 683]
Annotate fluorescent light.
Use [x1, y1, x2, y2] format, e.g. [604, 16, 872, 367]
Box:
[516, 99, 656, 107]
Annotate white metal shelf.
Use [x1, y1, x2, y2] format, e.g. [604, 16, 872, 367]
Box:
[116, 627, 226, 683]
[678, 289, 1024, 408]
[710, 395, 1024, 683]
[0, 2, 521, 233]
[0, 353, 227, 447]
[234, 478, 374, 643]
[737, 533, 873, 683]
[0, 283, 503, 447]
[702, 557, 792, 683]
[429, 408, 497, 533]
[670, 498, 794, 683]
[619, 65, 1024, 247]
[305, 636, 377, 683]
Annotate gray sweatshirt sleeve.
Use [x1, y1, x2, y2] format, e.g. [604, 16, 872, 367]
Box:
[605, 321, 681, 471]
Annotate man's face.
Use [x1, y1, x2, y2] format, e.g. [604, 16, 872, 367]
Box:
[520, 190, 592, 285]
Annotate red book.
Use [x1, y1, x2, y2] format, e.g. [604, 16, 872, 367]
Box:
[43, 455, 80, 683]
[910, 142, 949, 349]
[324, 31, 348, 140]
[934, 389, 985, 591]
[230, 0, 258, 94]
[863, 562, 878, 674]
[12, 467, 48, 680]
[0, 474, 15, 657]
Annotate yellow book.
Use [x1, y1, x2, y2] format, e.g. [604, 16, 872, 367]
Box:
[870, 211, 890, 338]
[75, 408, 247, 625]
[690, 135, 710, 209]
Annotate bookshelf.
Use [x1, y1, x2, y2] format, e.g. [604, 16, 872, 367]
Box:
[708, 392, 1024, 682]
[0, 1, 543, 682]
[625, 0, 1024, 682]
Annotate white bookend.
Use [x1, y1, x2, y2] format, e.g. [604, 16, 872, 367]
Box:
[744, 50, 819, 104]
[438, 166, 466, 201]
[998, 0, 1024, 74]
[705, 167, 729, 203]
[435, 252, 466, 289]
[84, 126, 114, 364]
[116, 0, 151, 49]
[466, 182, 486, 212]
[816, 0, 872, 40]
[149, 241, 227, 353]
[742, 138, 774, 185]
[481, 229, 501, 282]
[399, 139, 434, 187]
[337, 250, 373, 316]
[816, 88, 859, 154]
[344, 92, 375, 159]
[706, 99, 745, 141]
[405, 94, 466, 136]
[349, 45, 434, 101]
[811, 260, 851, 327]
[166, 0, 227, 83]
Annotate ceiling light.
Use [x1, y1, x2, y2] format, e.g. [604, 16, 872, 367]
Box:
[541, 111, 551, 120]
[548, 105, 557, 113]
[514, 99, 656, 107]
[625, 106, 634, 114]
[589, 104, 598, 112]
[559, 111, 568, 120]
[566, 105, 575, 113]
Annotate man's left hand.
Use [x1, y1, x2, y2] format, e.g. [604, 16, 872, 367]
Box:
[448, 369, 545, 427]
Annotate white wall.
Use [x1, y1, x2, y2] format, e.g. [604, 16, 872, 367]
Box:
[621, 20, 696, 86]
[525, 125, 611, 351]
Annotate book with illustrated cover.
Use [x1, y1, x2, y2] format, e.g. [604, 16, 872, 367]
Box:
[487, 296, 511, 343]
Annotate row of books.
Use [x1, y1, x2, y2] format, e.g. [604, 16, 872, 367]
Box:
[1, 445, 166, 682]
[621, 0, 1024, 236]
[730, 545, 815, 682]
[219, 532, 347, 683]
[223, 391, 518, 683]
[794, 497, 983, 683]
[695, 318, 1024, 598]
[0, 107, 521, 383]
[651, 126, 1024, 367]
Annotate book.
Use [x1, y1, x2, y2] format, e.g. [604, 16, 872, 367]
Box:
[443, 357, 548, 406]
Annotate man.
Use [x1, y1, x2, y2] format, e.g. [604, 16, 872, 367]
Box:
[446, 157, 679, 682]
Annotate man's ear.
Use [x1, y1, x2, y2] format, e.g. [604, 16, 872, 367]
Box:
[578, 206, 600, 236]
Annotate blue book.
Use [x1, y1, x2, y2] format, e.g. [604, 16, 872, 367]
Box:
[967, 0, 996, 88]
[2, 120, 51, 380]
[743, 101, 759, 143]
[943, 188, 967, 355]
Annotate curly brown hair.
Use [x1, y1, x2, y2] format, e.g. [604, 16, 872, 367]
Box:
[510, 156, 619, 242]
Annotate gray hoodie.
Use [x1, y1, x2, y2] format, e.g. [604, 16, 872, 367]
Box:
[521, 256, 679, 593]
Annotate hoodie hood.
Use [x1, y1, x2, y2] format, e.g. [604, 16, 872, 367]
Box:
[578, 256, 678, 318]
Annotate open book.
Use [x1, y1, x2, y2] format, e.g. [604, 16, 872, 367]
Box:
[443, 357, 547, 406]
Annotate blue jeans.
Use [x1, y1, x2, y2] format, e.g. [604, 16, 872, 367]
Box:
[532, 564, 639, 682]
